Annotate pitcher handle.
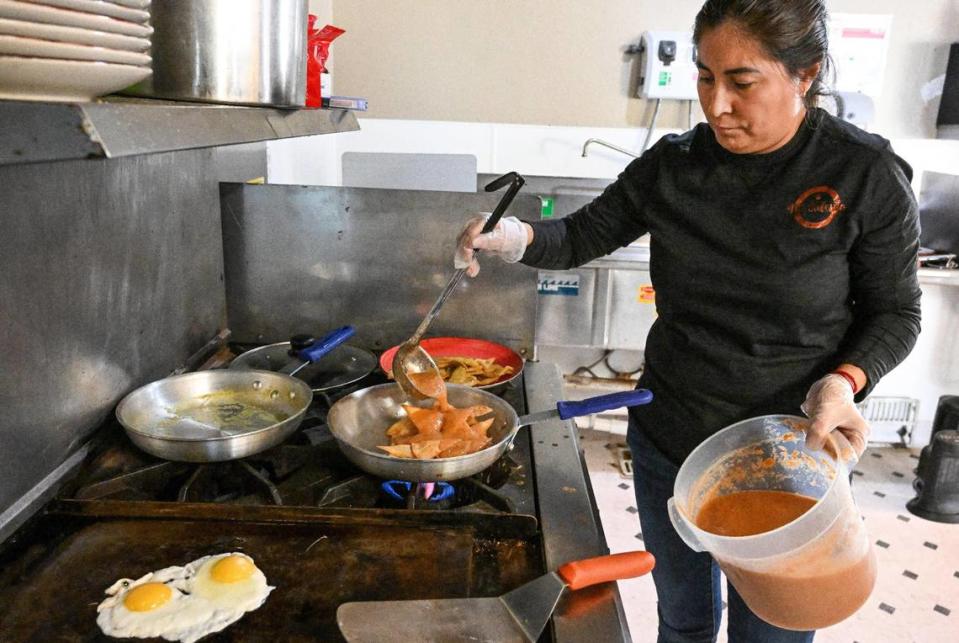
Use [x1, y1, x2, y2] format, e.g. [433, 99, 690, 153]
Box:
[667, 497, 705, 553]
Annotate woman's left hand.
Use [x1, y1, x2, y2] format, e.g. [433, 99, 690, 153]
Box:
[800, 374, 870, 457]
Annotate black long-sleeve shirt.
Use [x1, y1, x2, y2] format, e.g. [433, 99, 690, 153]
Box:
[522, 109, 921, 464]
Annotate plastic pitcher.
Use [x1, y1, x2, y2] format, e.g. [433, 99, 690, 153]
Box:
[667, 415, 876, 631]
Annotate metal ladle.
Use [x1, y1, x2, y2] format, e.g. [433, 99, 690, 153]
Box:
[394, 171, 526, 401]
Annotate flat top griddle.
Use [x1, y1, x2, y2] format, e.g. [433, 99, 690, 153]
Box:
[0, 504, 541, 642]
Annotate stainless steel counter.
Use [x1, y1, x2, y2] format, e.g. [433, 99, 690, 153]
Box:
[523, 360, 633, 642]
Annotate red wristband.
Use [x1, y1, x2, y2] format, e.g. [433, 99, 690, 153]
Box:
[831, 369, 858, 394]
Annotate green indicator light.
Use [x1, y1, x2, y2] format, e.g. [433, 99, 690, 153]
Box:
[540, 197, 554, 218]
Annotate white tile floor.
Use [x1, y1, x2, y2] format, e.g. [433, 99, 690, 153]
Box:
[570, 383, 959, 643]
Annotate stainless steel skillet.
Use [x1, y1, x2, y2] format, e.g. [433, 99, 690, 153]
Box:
[116, 327, 362, 461]
[116, 370, 313, 462]
[327, 383, 652, 482]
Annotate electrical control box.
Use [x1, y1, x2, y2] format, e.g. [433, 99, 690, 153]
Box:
[639, 30, 699, 100]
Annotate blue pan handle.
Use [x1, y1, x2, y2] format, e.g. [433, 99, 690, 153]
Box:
[556, 389, 653, 420]
[296, 326, 355, 363]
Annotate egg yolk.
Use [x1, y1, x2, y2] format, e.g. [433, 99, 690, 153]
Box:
[124, 582, 172, 612]
[211, 555, 256, 583]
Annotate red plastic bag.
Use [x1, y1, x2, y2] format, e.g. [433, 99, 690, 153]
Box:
[306, 16, 345, 107]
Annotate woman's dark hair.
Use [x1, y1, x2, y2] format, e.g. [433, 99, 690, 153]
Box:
[692, 0, 833, 110]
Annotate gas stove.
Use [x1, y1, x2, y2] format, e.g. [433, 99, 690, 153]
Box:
[65, 367, 537, 522]
[0, 360, 630, 642]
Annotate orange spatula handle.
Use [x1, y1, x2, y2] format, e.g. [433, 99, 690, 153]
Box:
[557, 551, 655, 590]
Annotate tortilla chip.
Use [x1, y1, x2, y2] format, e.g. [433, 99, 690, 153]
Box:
[402, 404, 444, 435]
[469, 405, 493, 419]
[410, 440, 443, 460]
[378, 444, 415, 458]
[386, 417, 416, 438]
[381, 363, 510, 460]
[435, 356, 514, 387]
[471, 418, 494, 438]
[438, 439, 472, 458]
[441, 407, 474, 431]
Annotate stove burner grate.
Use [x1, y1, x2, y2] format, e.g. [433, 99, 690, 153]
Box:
[177, 460, 284, 505]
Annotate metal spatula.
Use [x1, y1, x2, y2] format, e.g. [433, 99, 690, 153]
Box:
[336, 550, 655, 643]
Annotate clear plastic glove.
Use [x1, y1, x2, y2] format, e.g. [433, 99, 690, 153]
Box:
[454, 213, 529, 277]
[800, 374, 870, 457]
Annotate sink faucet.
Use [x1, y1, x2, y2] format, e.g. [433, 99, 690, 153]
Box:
[581, 138, 639, 159]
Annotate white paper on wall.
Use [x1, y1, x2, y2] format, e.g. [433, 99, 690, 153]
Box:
[828, 13, 893, 99]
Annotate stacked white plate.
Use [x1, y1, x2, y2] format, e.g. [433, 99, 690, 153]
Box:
[0, 0, 152, 101]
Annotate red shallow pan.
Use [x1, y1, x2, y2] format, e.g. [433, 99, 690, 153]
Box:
[379, 336, 524, 390]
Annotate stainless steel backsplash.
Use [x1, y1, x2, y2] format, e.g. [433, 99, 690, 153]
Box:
[219, 183, 539, 355]
[0, 149, 226, 518]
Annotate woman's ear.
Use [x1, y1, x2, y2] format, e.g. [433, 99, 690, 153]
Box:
[798, 62, 822, 96]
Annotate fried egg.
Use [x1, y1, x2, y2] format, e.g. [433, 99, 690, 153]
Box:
[96, 553, 273, 643]
[96, 564, 209, 641]
[186, 552, 274, 614]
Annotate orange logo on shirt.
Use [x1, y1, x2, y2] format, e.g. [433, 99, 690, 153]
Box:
[788, 186, 846, 229]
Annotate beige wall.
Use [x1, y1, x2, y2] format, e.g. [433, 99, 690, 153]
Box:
[308, 0, 332, 26]
[327, 0, 957, 138]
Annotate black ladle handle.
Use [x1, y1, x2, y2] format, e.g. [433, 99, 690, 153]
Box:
[404, 172, 526, 346]
[481, 171, 526, 234]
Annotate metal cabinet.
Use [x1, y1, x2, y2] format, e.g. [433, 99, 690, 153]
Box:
[607, 268, 657, 349]
[536, 265, 656, 350]
[536, 269, 601, 346]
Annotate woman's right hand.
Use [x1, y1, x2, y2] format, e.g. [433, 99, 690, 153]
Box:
[453, 213, 531, 277]
[801, 373, 870, 457]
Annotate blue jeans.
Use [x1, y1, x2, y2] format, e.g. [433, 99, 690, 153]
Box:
[627, 423, 815, 643]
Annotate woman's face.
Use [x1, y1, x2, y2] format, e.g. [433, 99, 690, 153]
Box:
[696, 21, 816, 154]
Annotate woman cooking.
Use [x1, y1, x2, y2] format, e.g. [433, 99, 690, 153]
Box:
[454, 0, 921, 641]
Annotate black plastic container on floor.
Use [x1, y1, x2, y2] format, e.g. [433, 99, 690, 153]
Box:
[930, 395, 959, 439]
[907, 396, 959, 523]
